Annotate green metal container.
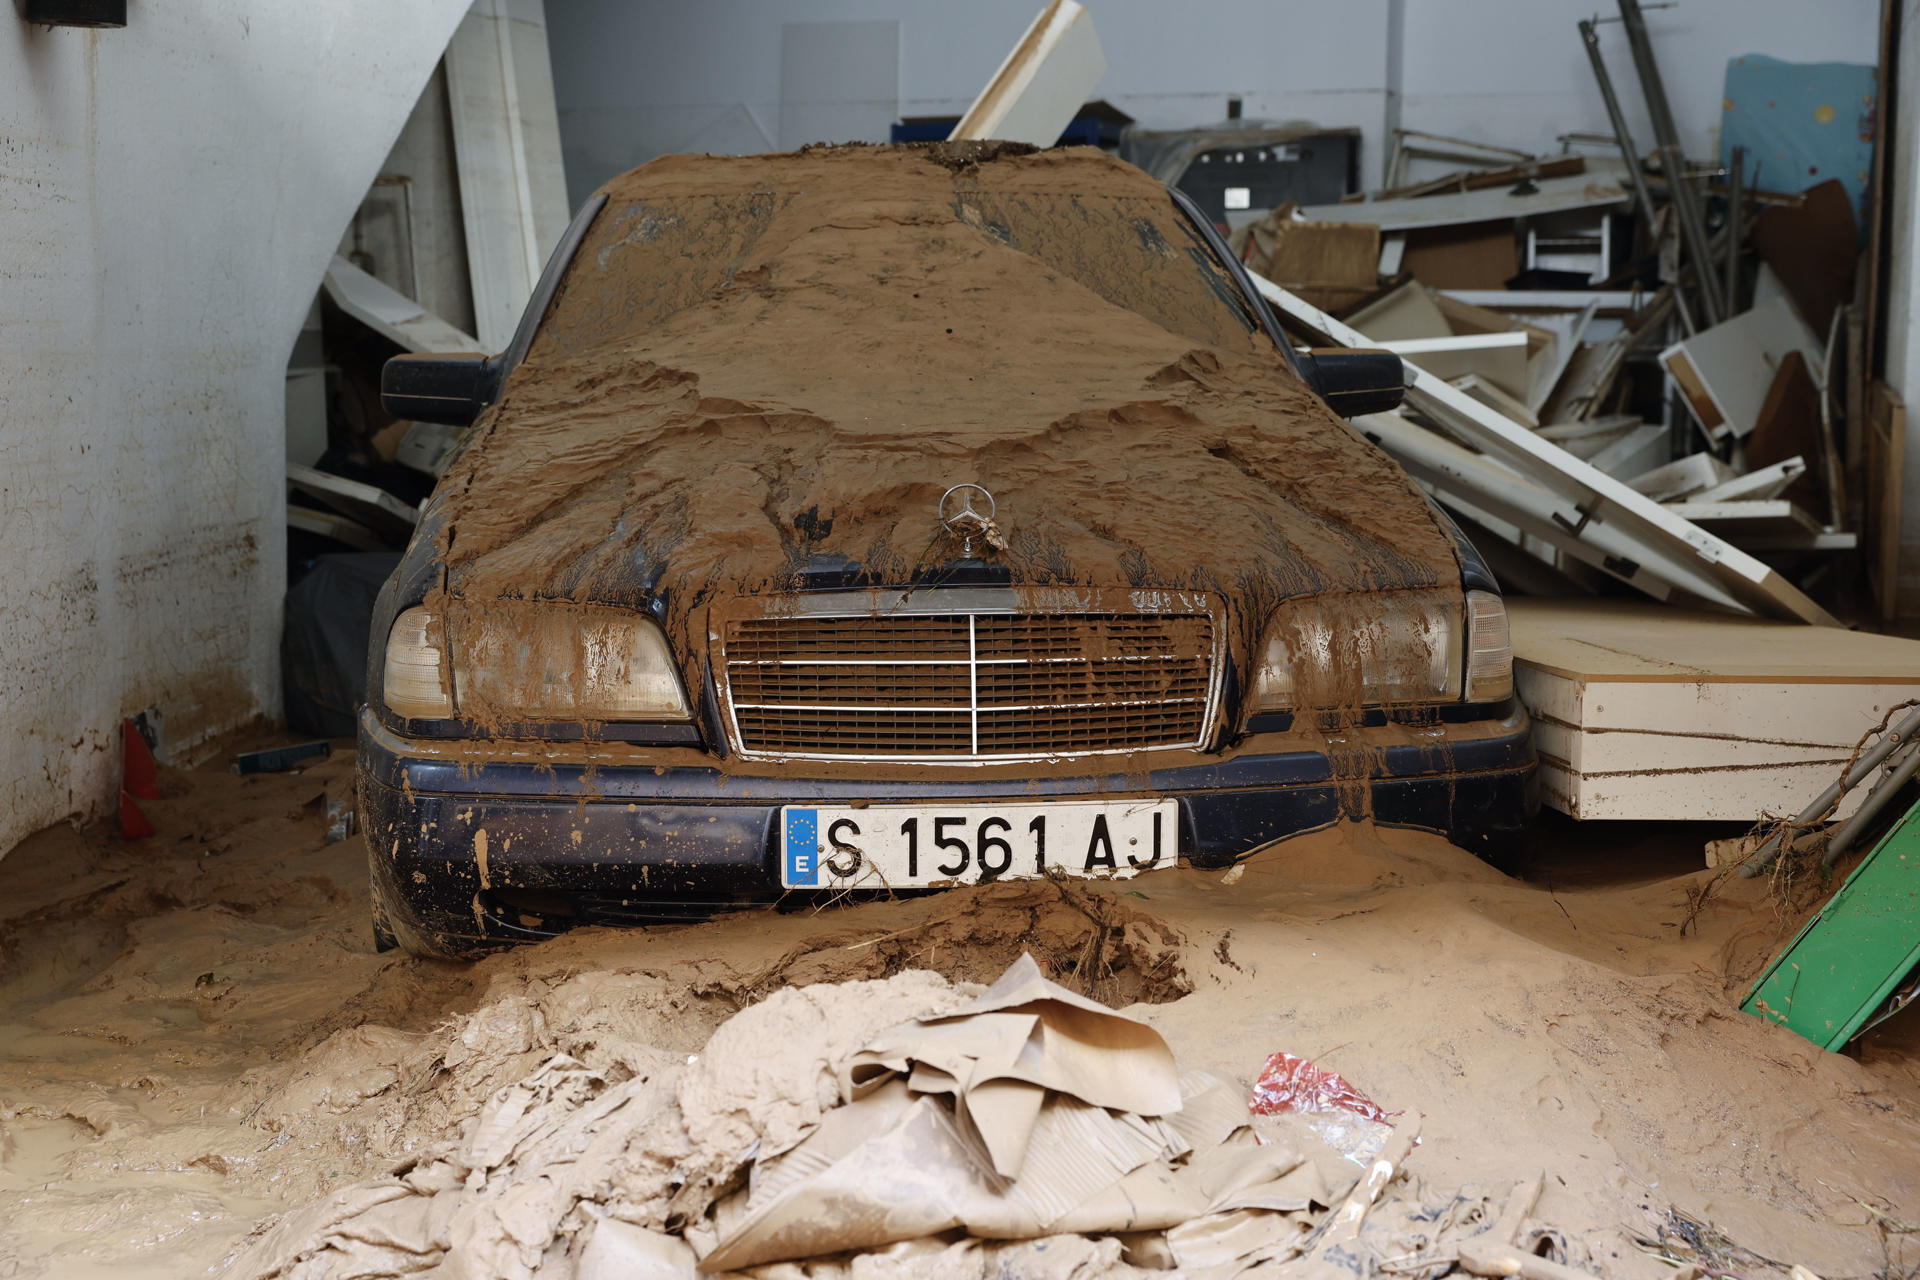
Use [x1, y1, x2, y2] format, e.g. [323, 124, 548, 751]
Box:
[1742, 801, 1920, 1051]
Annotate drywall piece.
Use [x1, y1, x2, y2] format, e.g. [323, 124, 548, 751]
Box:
[1511, 598, 1920, 820]
[287, 464, 419, 540]
[287, 504, 387, 553]
[1627, 452, 1736, 503]
[1584, 423, 1669, 479]
[1451, 374, 1538, 429]
[445, 0, 573, 352]
[1526, 299, 1599, 414]
[1298, 158, 1630, 231]
[1693, 457, 1807, 502]
[1259, 273, 1836, 625]
[1658, 290, 1826, 440]
[950, 0, 1104, 148]
[1538, 413, 1641, 457]
[779, 20, 900, 151]
[1343, 279, 1450, 341]
[322, 257, 486, 354]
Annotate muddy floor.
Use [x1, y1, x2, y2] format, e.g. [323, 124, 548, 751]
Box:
[1, 742, 1916, 1278]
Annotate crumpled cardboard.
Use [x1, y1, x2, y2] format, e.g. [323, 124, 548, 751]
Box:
[699, 954, 1344, 1273]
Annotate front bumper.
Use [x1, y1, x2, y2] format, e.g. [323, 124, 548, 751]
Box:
[358, 705, 1536, 947]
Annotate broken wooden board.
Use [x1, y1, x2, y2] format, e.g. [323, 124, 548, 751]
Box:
[1510, 598, 1920, 820]
[950, 0, 1104, 148]
[1256, 272, 1837, 625]
[1234, 211, 1378, 314]
[286, 463, 419, 540]
[322, 256, 486, 355]
[1658, 290, 1825, 441]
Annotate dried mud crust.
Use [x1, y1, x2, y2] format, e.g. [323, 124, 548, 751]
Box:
[744, 878, 1193, 1007]
[426, 143, 1462, 736]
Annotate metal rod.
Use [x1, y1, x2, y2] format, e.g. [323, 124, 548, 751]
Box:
[1739, 703, 1920, 875]
[1724, 145, 1744, 314]
[1823, 741, 1920, 867]
[1579, 18, 1696, 336]
[1615, 0, 1725, 324]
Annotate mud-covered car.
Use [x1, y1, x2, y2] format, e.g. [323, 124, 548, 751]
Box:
[358, 142, 1535, 957]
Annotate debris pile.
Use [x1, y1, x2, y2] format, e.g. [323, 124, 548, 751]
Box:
[1227, 0, 1886, 625]
[216, 955, 1593, 1280]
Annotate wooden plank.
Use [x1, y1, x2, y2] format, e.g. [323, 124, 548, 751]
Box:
[1694, 457, 1807, 502]
[1451, 374, 1538, 429]
[286, 463, 419, 540]
[1259, 274, 1839, 625]
[949, 0, 1104, 148]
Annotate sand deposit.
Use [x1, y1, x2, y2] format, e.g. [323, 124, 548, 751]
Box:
[0, 743, 1916, 1277]
[427, 144, 1462, 729]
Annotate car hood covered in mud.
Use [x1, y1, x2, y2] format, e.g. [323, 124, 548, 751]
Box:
[425, 143, 1464, 716]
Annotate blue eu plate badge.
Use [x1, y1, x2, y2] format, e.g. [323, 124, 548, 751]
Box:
[784, 808, 819, 886]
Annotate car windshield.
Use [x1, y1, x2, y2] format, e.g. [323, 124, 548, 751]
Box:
[526, 159, 1269, 368]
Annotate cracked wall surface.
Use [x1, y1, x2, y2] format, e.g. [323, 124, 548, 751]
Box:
[0, 1, 471, 857]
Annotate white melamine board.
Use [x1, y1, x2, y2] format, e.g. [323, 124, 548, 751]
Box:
[1510, 599, 1920, 820]
[1627, 452, 1736, 503]
[1657, 291, 1826, 440]
[322, 257, 485, 355]
[1255, 273, 1836, 626]
[1298, 160, 1629, 231]
[1356, 412, 1699, 605]
[1693, 458, 1806, 502]
[950, 0, 1103, 148]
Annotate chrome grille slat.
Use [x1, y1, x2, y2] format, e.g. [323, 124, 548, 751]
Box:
[719, 605, 1222, 761]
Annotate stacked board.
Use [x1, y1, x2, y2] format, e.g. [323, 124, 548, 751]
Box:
[1509, 599, 1920, 821]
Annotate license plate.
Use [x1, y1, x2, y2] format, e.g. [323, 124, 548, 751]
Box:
[779, 801, 1178, 889]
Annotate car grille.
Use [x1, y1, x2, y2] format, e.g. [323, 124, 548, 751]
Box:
[718, 604, 1222, 761]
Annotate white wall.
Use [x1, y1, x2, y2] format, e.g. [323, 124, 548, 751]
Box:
[546, 1, 1880, 206]
[544, 0, 1394, 208]
[0, 2, 470, 857]
[1399, 2, 1882, 175]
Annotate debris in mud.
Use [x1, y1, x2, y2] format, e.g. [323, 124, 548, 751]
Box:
[218, 954, 1607, 1280]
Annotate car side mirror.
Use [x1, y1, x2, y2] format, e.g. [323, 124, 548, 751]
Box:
[1295, 347, 1405, 418]
[381, 352, 504, 426]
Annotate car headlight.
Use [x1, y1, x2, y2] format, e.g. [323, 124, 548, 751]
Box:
[1463, 589, 1513, 701]
[383, 606, 454, 719]
[382, 601, 692, 722]
[1250, 590, 1462, 711]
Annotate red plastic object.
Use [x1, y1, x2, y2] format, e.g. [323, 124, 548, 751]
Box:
[118, 790, 155, 839]
[1249, 1051, 1391, 1123]
[122, 718, 159, 799]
